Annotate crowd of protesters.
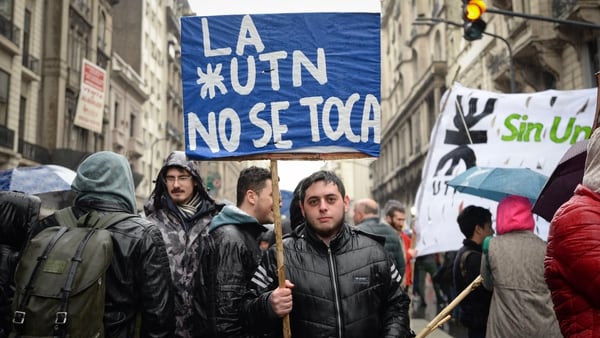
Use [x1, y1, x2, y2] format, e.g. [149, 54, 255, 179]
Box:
[1, 146, 599, 337]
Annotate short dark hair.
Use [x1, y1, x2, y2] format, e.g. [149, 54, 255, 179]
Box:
[299, 170, 345, 203]
[236, 166, 272, 207]
[456, 205, 492, 239]
[385, 202, 405, 219]
[289, 177, 307, 230]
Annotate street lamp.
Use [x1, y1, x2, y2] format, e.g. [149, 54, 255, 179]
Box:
[414, 17, 516, 93]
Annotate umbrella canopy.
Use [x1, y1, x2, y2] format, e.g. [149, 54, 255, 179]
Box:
[447, 166, 549, 204]
[532, 139, 587, 222]
[0, 165, 76, 195]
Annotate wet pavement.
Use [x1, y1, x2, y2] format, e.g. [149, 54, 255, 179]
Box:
[409, 274, 468, 338]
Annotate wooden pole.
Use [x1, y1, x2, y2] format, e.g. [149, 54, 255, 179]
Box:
[270, 160, 291, 338]
[415, 275, 484, 338]
[593, 71, 600, 132]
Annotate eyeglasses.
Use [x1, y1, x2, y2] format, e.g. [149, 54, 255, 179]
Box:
[165, 175, 192, 183]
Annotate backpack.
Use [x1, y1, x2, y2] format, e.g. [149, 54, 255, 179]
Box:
[481, 235, 493, 289]
[10, 207, 135, 338]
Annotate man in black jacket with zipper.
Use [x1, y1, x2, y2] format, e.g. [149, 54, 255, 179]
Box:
[243, 170, 413, 338]
[202, 166, 272, 338]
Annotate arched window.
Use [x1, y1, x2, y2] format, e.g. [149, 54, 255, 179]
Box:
[98, 10, 106, 50]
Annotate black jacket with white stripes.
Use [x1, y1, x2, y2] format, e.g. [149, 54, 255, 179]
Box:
[242, 222, 413, 338]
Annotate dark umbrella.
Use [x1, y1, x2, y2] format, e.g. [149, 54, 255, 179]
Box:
[532, 139, 588, 222]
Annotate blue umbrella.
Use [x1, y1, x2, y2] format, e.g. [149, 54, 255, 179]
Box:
[0, 165, 76, 195]
[446, 166, 549, 204]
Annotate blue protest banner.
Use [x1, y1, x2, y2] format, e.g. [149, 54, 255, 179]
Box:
[181, 10, 381, 159]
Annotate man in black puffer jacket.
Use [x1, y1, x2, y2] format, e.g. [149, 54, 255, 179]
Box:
[243, 170, 414, 338]
[200, 166, 272, 338]
[30, 151, 175, 337]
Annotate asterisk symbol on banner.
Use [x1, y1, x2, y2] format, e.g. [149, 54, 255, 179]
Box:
[196, 63, 228, 99]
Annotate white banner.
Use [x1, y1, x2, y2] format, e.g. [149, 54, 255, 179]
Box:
[74, 59, 106, 134]
[414, 82, 596, 256]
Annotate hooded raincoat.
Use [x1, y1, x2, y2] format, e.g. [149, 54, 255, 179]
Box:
[546, 128, 600, 338]
[32, 151, 175, 337]
[482, 195, 560, 338]
[144, 151, 222, 338]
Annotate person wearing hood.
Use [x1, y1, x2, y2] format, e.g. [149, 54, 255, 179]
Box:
[144, 151, 222, 338]
[201, 166, 273, 338]
[546, 128, 600, 338]
[481, 195, 561, 338]
[31, 151, 175, 337]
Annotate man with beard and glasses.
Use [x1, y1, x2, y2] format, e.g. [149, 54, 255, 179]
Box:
[242, 170, 414, 338]
[144, 151, 223, 338]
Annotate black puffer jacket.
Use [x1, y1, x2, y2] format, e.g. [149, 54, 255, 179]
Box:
[198, 205, 267, 338]
[33, 200, 175, 338]
[0, 191, 40, 337]
[243, 222, 413, 338]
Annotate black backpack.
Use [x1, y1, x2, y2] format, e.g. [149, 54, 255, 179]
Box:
[10, 208, 135, 338]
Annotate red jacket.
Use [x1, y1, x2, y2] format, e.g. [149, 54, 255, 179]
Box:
[545, 184, 600, 338]
[401, 232, 412, 286]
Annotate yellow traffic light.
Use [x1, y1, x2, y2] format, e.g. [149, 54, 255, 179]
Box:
[464, 0, 486, 21]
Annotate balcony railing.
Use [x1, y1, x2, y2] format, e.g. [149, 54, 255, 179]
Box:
[0, 15, 20, 46]
[0, 125, 14, 149]
[18, 139, 50, 163]
[22, 53, 40, 74]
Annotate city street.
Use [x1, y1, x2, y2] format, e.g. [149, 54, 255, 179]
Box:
[409, 274, 467, 338]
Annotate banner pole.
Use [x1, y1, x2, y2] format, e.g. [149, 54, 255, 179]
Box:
[593, 71, 600, 131]
[415, 275, 483, 338]
[270, 160, 292, 338]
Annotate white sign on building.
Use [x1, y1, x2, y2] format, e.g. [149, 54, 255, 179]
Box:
[74, 59, 106, 133]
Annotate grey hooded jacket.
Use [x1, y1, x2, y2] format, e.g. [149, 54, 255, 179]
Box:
[33, 151, 175, 338]
[145, 151, 222, 338]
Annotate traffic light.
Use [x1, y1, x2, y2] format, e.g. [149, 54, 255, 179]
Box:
[462, 0, 487, 41]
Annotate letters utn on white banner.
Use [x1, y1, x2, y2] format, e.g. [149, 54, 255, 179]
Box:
[414, 82, 596, 256]
[73, 59, 107, 134]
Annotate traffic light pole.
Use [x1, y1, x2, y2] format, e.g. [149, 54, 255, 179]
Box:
[486, 8, 600, 30]
[481, 30, 515, 93]
[414, 18, 516, 93]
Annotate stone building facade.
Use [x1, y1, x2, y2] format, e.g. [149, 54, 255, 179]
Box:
[0, 0, 241, 210]
[375, 0, 600, 214]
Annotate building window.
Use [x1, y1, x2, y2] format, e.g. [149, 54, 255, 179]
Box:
[130, 113, 136, 137]
[18, 96, 25, 138]
[98, 10, 106, 50]
[113, 101, 119, 128]
[0, 0, 13, 20]
[22, 9, 31, 64]
[0, 69, 10, 125]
